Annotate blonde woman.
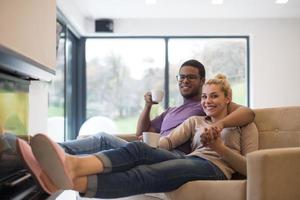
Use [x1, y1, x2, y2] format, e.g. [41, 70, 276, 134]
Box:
[18, 74, 258, 198]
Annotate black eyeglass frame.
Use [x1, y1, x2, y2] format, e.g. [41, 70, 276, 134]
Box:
[176, 74, 201, 82]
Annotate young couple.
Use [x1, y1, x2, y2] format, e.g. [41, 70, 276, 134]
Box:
[17, 61, 258, 198]
[60, 59, 254, 156]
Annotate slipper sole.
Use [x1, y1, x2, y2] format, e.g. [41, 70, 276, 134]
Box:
[31, 134, 73, 189]
[16, 138, 58, 194]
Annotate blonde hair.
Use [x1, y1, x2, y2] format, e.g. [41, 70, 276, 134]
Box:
[204, 74, 232, 98]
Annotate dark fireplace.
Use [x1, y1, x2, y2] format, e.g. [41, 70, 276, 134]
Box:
[0, 75, 48, 199]
[0, 45, 55, 199]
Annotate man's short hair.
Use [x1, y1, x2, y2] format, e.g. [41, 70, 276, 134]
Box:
[180, 59, 206, 79]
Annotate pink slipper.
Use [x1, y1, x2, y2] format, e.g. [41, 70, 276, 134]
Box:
[31, 134, 73, 189]
[16, 138, 58, 194]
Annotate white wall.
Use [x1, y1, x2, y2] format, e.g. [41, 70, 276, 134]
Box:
[28, 81, 49, 135]
[104, 18, 300, 108]
[0, 0, 56, 69]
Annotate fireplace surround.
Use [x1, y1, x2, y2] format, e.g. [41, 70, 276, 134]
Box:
[0, 43, 55, 199]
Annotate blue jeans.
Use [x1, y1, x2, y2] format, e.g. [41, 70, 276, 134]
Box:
[59, 132, 185, 156]
[84, 142, 226, 198]
[59, 132, 128, 155]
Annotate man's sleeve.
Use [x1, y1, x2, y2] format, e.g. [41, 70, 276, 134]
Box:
[150, 108, 171, 133]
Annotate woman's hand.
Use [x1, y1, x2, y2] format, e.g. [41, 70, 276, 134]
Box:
[200, 127, 227, 154]
[200, 126, 220, 146]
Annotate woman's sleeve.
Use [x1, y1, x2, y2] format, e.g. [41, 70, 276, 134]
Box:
[159, 116, 200, 150]
[220, 123, 259, 176]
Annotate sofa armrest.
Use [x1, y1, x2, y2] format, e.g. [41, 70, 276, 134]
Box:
[247, 147, 300, 200]
[115, 134, 137, 142]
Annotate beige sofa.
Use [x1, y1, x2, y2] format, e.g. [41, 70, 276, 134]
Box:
[118, 106, 300, 200]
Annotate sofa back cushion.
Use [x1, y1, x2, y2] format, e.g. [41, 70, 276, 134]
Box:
[254, 106, 300, 149]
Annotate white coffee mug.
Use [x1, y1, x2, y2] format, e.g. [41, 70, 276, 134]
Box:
[142, 132, 160, 148]
[151, 89, 164, 103]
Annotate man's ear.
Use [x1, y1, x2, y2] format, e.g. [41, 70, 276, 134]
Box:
[200, 78, 206, 86]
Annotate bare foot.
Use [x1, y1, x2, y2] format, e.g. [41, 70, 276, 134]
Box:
[65, 154, 104, 182]
[65, 154, 79, 186]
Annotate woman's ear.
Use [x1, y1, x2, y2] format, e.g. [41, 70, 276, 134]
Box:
[225, 97, 231, 104]
[225, 90, 232, 104]
[225, 88, 232, 104]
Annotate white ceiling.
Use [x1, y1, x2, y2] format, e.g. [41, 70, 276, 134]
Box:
[57, 0, 300, 35]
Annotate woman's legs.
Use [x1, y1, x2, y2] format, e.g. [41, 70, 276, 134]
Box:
[32, 135, 226, 198]
[32, 135, 183, 192]
[94, 141, 184, 173]
[81, 156, 226, 198]
[67, 141, 182, 177]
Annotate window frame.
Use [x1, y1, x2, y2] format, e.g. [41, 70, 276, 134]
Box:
[54, 10, 82, 141]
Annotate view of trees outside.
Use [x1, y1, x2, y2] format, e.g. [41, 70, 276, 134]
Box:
[86, 37, 248, 134]
[169, 38, 247, 107]
[86, 39, 165, 134]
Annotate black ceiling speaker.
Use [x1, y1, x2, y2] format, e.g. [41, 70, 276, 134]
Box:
[95, 19, 114, 32]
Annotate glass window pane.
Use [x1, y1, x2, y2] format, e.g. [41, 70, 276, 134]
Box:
[86, 39, 165, 134]
[48, 22, 65, 142]
[169, 38, 248, 106]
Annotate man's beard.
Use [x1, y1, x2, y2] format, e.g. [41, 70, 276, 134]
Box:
[181, 90, 200, 99]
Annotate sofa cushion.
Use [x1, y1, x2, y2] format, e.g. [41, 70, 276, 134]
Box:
[254, 106, 300, 149]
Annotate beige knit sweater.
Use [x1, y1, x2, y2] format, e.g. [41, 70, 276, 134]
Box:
[159, 116, 258, 179]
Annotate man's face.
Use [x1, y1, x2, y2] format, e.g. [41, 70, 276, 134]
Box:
[178, 66, 204, 99]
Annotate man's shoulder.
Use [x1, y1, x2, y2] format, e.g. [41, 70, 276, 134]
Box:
[166, 103, 205, 117]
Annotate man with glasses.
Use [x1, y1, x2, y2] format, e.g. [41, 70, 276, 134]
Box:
[60, 59, 254, 156]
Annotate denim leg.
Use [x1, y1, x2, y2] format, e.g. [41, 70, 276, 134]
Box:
[83, 156, 226, 198]
[59, 132, 128, 155]
[95, 141, 183, 173]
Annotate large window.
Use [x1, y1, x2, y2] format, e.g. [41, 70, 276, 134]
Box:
[86, 39, 165, 134]
[85, 37, 248, 134]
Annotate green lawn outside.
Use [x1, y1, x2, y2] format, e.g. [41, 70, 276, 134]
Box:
[114, 105, 164, 134]
[114, 116, 138, 134]
[48, 106, 64, 117]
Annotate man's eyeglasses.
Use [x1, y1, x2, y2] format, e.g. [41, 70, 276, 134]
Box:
[176, 74, 200, 82]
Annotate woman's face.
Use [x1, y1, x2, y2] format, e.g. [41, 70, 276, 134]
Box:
[201, 84, 231, 119]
